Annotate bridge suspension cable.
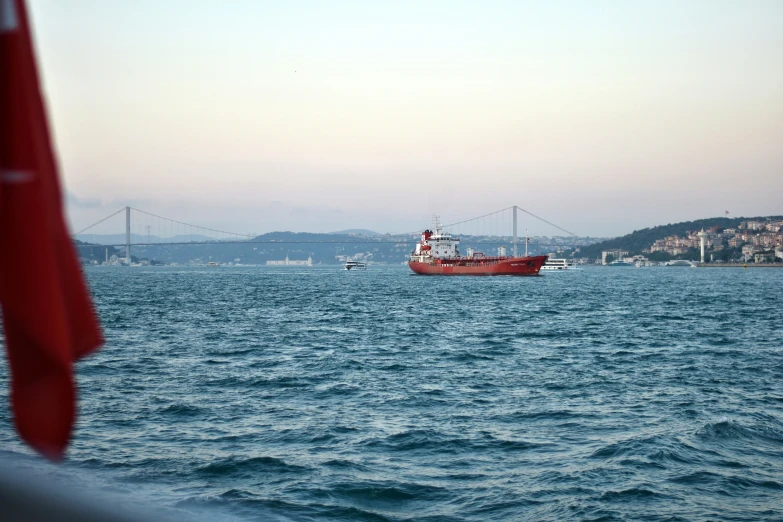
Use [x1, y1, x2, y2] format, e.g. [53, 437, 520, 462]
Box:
[73, 206, 257, 244]
[515, 206, 576, 237]
[406, 205, 576, 239]
[443, 206, 514, 229]
[129, 207, 254, 239]
[73, 207, 127, 236]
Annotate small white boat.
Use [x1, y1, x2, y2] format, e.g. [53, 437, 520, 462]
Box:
[344, 260, 367, 270]
[541, 258, 576, 270]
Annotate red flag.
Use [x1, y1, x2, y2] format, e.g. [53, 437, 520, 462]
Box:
[0, 0, 102, 460]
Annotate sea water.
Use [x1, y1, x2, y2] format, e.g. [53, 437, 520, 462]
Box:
[1, 265, 782, 521]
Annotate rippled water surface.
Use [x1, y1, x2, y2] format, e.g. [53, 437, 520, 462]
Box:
[1, 265, 782, 521]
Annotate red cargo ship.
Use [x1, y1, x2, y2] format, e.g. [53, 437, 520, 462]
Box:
[408, 218, 547, 276]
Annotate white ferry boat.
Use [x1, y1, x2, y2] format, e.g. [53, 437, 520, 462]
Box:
[541, 258, 576, 270]
[344, 260, 367, 270]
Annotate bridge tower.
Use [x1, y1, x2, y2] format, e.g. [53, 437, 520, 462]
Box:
[125, 206, 131, 265]
[512, 205, 518, 257]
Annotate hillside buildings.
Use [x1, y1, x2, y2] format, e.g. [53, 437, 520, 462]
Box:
[647, 220, 783, 262]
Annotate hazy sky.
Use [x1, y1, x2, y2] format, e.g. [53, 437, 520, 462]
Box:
[29, 0, 783, 237]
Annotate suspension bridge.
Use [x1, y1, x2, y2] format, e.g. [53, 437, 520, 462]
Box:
[73, 206, 578, 265]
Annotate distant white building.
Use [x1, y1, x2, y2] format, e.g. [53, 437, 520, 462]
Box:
[266, 255, 312, 266]
[602, 249, 628, 265]
[744, 220, 766, 231]
[105, 254, 125, 266]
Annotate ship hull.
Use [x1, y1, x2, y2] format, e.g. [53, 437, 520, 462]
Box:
[408, 256, 547, 276]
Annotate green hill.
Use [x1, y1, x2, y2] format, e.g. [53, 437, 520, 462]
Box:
[579, 215, 783, 260]
[74, 240, 120, 262]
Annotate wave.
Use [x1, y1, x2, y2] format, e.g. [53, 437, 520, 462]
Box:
[450, 352, 495, 362]
[206, 346, 257, 356]
[361, 429, 552, 456]
[158, 403, 204, 417]
[724, 476, 783, 491]
[616, 458, 666, 470]
[590, 434, 698, 465]
[321, 459, 371, 472]
[668, 470, 722, 485]
[203, 358, 229, 365]
[315, 383, 362, 396]
[205, 375, 311, 389]
[496, 438, 554, 452]
[696, 418, 783, 444]
[647, 445, 702, 465]
[315, 482, 446, 504]
[362, 429, 471, 454]
[377, 363, 407, 371]
[599, 487, 672, 501]
[196, 456, 310, 477]
[507, 409, 592, 421]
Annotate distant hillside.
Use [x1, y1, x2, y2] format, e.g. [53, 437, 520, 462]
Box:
[328, 229, 380, 236]
[252, 231, 387, 242]
[579, 215, 783, 259]
[73, 240, 120, 262]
